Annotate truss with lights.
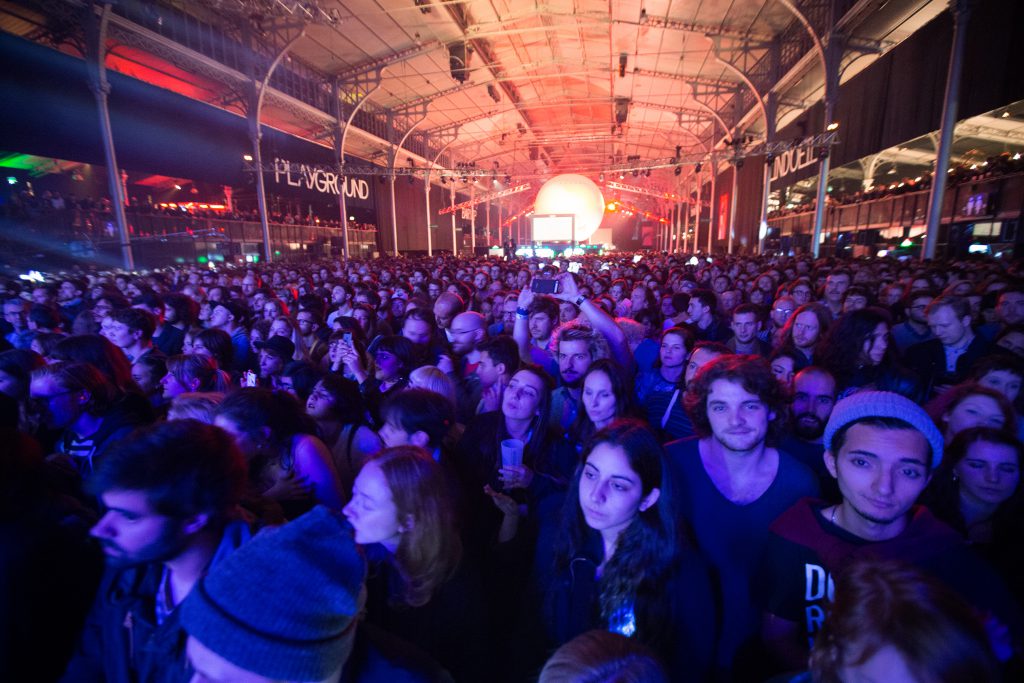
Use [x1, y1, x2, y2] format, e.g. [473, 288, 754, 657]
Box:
[199, 0, 343, 25]
[438, 183, 532, 215]
[243, 162, 495, 178]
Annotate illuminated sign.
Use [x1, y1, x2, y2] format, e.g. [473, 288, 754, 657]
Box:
[271, 158, 370, 200]
[768, 145, 819, 183]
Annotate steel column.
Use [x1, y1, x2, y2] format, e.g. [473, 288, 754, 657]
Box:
[450, 185, 457, 255]
[247, 28, 306, 264]
[923, 0, 973, 260]
[708, 156, 717, 254]
[424, 137, 458, 257]
[728, 162, 739, 255]
[470, 186, 476, 253]
[86, 3, 133, 271]
[812, 40, 842, 258]
[337, 75, 384, 260]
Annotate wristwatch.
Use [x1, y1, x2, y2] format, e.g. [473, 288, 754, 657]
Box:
[516, 307, 529, 318]
[574, 295, 587, 307]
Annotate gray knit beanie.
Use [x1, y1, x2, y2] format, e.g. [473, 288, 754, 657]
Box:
[181, 506, 366, 681]
[823, 390, 944, 469]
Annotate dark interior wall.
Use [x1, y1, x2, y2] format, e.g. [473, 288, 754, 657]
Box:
[771, 0, 1024, 192]
[735, 156, 768, 253]
[0, 31, 377, 210]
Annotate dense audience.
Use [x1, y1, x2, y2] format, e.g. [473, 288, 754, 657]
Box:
[2, 250, 1024, 682]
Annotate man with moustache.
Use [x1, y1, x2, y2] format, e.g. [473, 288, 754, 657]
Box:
[61, 420, 251, 683]
[779, 366, 839, 500]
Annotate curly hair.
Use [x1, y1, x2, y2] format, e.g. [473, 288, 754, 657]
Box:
[778, 302, 831, 353]
[816, 307, 893, 382]
[683, 354, 787, 444]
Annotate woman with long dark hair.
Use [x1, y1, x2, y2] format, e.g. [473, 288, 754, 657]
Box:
[213, 388, 343, 518]
[817, 307, 922, 401]
[192, 328, 235, 377]
[568, 359, 636, 454]
[533, 420, 716, 682]
[923, 426, 1023, 602]
[344, 446, 488, 681]
[336, 334, 414, 428]
[455, 365, 575, 548]
[305, 373, 382, 491]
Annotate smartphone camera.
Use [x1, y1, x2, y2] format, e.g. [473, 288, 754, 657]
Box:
[531, 279, 560, 294]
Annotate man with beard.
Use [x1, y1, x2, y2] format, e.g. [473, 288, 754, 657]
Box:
[61, 419, 251, 683]
[446, 311, 488, 421]
[665, 355, 818, 679]
[545, 323, 608, 432]
[890, 289, 934, 355]
[780, 366, 839, 500]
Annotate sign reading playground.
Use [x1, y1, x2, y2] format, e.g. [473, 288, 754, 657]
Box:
[271, 158, 372, 201]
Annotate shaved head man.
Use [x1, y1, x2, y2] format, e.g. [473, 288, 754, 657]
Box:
[450, 311, 487, 362]
[433, 292, 465, 335]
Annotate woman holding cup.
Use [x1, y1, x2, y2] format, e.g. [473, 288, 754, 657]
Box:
[455, 365, 575, 548]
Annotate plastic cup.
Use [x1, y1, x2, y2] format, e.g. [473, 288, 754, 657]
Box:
[500, 438, 524, 468]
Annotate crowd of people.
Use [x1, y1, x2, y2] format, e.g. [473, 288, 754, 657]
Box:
[4, 189, 376, 246]
[3, 249, 1024, 682]
[768, 151, 1024, 219]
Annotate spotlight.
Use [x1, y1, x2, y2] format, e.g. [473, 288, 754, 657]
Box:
[619, 172, 625, 180]
[1002, 111, 1011, 118]
[242, 154, 253, 162]
[504, 175, 511, 184]
[632, 169, 639, 177]
[173, 184, 182, 190]
[673, 166, 681, 176]
[826, 121, 839, 131]
[487, 84, 501, 103]
[618, 53, 627, 77]
[694, 163, 702, 174]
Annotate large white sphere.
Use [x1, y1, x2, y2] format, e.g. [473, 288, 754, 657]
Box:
[533, 174, 605, 242]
